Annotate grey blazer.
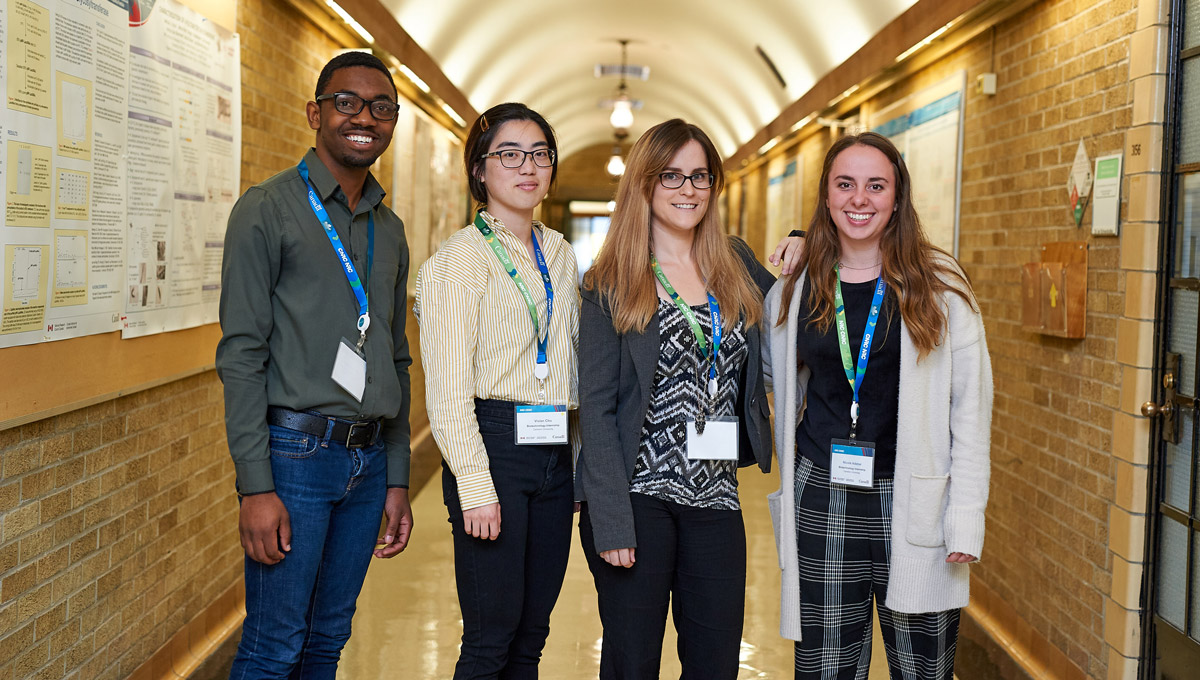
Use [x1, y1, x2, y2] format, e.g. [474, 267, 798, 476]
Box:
[575, 237, 776, 554]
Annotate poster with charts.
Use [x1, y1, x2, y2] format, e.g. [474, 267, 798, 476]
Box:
[765, 154, 801, 261]
[121, 0, 239, 337]
[870, 71, 966, 255]
[0, 0, 130, 346]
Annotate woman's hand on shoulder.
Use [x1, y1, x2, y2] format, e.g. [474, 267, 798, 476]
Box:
[946, 552, 977, 563]
[768, 232, 806, 276]
[600, 547, 636, 568]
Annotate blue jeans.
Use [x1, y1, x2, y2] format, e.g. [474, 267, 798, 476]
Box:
[443, 399, 574, 680]
[229, 422, 386, 680]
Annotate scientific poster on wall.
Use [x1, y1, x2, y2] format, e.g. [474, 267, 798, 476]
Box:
[122, 0, 240, 337]
[0, 0, 131, 347]
[871, 71, 965, 254]
[765, 154, 800, 260]
[393, 104, 464, 291]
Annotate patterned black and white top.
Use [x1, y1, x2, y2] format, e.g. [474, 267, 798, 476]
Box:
[629, 297, 748, 510]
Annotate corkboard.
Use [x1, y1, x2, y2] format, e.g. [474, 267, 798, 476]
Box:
[0, 325, 223, 429]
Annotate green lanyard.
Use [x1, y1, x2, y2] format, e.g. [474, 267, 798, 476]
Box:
[473, 212, 552, 381]
[650, 254, 722, 397]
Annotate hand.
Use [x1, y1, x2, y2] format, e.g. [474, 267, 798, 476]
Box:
[946, 552, 976, 563]
[574, 502, 582, 514]
[463, 502, 501, 540]
[768, 234, 806, 276]
[374, 487, 414, 558]
[600, 547, 636, 568]
[240, 492, 291, 565]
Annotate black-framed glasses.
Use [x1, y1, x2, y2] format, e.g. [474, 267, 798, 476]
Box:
[481, 148, 557, 168]
[658, 172, 714, 190]
[315, 92, 399, 121]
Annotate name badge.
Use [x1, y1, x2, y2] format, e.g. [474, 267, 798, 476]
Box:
[332, 337, 366, 402]
[830, 438, 875, 487]
[686, 416, 739, 460]
[515, 404, 568, 445]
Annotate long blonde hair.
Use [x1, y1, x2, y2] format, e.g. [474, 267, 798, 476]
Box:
[583, 119, 763, 334]
[776, 132, 975, 358]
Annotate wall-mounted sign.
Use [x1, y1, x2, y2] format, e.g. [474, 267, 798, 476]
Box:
[1067, 140, 1093, 227]
[1091, 154, 1122, 236]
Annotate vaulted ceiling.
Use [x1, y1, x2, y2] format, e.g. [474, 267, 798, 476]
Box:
[379, 0, 918, 160]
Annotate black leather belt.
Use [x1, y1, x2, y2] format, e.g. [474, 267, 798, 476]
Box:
[266, 406, 382, 449]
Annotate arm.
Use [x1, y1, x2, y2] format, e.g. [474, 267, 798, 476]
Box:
[215, 188, 288, 564]
[768, 229, 806, 275]
[416, 252, 500, 538]
[376, 227, 414, 558]
[944, 295, 993, 561]
[576, 290, 637, 557]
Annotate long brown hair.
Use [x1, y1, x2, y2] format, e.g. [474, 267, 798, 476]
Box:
[776, 132, 975, 358]
[584, 119, 763, 333]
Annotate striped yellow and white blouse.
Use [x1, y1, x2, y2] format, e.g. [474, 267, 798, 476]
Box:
[414, 211, 580, 510]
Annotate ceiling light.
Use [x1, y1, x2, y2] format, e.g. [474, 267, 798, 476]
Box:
[324, 0, 373, 44]
[610, 98, 634, 129]
[606, 146, 625, 177]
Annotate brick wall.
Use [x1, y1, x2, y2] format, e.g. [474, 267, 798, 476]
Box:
[729, 0, 1141, 677]
[0, 1, 437, 678]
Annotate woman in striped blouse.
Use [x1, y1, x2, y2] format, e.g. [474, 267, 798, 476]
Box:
[414, 102, 579, 679]
[575, 119, 777, 678]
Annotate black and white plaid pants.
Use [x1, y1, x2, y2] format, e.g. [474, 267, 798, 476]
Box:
[794, 455, 959, 679]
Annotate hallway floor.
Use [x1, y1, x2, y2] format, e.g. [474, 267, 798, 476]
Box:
[336, 467, 893, 679]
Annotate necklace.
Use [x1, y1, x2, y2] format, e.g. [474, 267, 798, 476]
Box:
[837, 261, 882, 271]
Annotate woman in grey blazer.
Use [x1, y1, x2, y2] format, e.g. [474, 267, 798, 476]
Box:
[575, 119, 776, 679]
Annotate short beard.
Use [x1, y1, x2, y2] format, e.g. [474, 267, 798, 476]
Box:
[340, 151, 380, 168]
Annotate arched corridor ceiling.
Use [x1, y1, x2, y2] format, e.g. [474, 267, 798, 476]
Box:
[379, 0, 918, 160]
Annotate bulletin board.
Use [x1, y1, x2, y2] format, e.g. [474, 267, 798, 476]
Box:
[0, 0, 238, 429]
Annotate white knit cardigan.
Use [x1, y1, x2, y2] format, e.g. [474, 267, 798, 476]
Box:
[763, 266, 993, 641]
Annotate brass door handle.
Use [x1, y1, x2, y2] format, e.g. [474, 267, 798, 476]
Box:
[1142, 401, 1175, 418]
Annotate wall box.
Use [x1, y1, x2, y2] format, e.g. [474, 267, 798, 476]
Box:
[1020, 241, 1087, 338]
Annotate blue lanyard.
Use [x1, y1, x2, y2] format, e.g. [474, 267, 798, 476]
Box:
[298, 160, 374, 347]
[473, 213, 554, 381]
[833, 268, 887, 438]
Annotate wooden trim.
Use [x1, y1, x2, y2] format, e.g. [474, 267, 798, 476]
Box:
[964, 579, 1088, 680]
[334, 0, 477, 125]
[725, 0, 1040, 172]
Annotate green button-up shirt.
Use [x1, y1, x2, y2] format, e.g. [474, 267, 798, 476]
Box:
[216, 149, 411, 493]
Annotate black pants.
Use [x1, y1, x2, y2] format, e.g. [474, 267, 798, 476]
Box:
[442, 399, 574, 680]
[580, 492, 747, 680]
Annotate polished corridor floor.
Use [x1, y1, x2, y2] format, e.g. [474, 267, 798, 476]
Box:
[337, 466, 892, 679]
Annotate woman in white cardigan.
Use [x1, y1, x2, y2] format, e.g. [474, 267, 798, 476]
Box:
[763, 132, 992, 679]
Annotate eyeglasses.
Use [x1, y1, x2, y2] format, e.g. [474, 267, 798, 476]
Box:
[658, 172, 714, 190]
[315, 92, 399, 121]
[481, 148, 557, 168]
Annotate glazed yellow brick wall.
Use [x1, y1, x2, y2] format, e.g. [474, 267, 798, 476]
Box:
[729, 0, 1140, 677]
[0, 1, 386, 679]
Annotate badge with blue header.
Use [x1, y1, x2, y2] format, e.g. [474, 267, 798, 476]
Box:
[515, 404, 568, 445]
[830, 438, 875, 488]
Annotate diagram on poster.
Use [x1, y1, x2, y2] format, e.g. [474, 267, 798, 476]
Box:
[52, 229, 87, 306]
[5, 142, 52, 227]
[54, 169, 89, 220]
[56, 72, 92, 159]
[2, 244, 48, 334]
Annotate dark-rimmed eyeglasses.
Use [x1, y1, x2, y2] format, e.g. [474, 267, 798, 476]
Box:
[315, 92, 399, 121]
[658, 172, 714, 190]
[481, 148, 557, 168]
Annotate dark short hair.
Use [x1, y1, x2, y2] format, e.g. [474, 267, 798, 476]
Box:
[463, 103, 558, 205]
[315, 51, 396, 99]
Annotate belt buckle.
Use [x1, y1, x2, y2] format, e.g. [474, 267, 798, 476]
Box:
[345, 421, 377, 448]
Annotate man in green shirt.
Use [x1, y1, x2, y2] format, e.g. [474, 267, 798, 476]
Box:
[216, 51, 413, 677]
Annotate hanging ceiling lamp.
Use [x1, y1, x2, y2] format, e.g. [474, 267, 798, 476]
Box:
[609, 40, 635, 130]
[606, 129, 628, 177]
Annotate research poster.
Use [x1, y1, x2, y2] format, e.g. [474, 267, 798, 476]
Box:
[0, 0, 238, 346]
[0, 0, 130, 345]
[122, 0, 240, 337]
[395, 104, 465, 292]
[765, 154, 800, 260]
[871, 72, 966, 255]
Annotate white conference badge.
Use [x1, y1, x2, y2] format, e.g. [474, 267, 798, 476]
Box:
[515, 404, 568, 444]
[686, 416, 739, 460]
[332, 337, 366, 402]
[829, 438, 875, 488]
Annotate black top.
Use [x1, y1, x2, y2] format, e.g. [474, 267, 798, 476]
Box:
[630, 299, 748, 510]
[794, 276, 900, 476]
